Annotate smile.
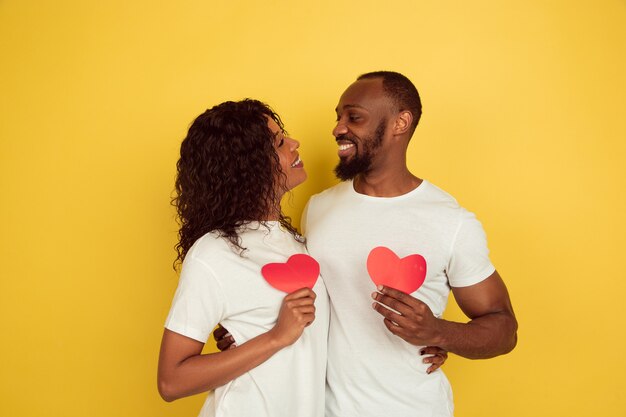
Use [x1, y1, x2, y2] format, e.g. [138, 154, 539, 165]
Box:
[337, 140, 356, 158]
[291, 156, 302, 168]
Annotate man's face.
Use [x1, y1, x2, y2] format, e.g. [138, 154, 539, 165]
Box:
[333, 78, 392, 180]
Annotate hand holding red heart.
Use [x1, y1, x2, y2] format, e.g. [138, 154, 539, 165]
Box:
[372, 285, 444, 347]
[268, 287, 317, 348]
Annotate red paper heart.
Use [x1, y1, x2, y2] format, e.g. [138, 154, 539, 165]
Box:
[261, 254, 320, 293]
[367, 246, 427, 293]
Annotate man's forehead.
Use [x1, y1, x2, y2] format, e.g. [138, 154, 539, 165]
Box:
[335, 78, 387, 112]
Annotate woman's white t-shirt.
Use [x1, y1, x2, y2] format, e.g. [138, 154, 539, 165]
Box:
[165, 222, 329, 417]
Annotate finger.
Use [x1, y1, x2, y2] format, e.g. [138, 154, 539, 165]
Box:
[302, 312, 315, 326]
[377, 285, 426, 308]
[213, 325, 228, 340]
[421, 347, 447, 374]
[372, 292, 414, 316]
[383, 318, 406, 336]
[422, 353, 446, 365]
[285, 297, 315, 310]
[420, 346, 448, 356]
[427, 363, 441, 374]
[216, 335, 235, 351]
[372, 300, 409, 327]
[285, 287, 316, 300]
[294, 305, 316, 315]
[425, 352, 447, 373]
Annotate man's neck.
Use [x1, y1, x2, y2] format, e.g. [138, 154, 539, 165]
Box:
[353, 168, 422, 197]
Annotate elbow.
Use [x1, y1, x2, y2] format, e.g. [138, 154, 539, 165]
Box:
[501, 331, 517, 356]
[501, 315, 519, 355]
[482, 312, 518, 358]
[157, 377, 179, 403]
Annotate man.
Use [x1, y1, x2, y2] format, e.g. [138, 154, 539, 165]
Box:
[302, 71, 517, 416]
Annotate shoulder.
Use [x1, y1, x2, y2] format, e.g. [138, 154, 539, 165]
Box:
[424, 183, 491, 249]
[419, 180, 461, 209]
[417, 181, 468, 220]
[185, 231, 235, 266]
[307, 181, 351, 207]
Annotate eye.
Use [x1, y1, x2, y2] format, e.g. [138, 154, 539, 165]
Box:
[277, 137, 285, 147]
[349, 114, 360, 122]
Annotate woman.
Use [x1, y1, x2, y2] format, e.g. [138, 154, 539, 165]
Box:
[158, 99, 329, 417]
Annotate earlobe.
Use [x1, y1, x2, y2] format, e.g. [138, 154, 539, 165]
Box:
[394, 111, 413, 135]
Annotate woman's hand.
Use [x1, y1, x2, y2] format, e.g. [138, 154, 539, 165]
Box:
[159, 289, 316, 402]
[268, 287, 316, 348]
[421, 346, 448, 374]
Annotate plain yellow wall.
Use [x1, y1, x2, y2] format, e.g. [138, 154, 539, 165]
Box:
[1, 1, 625, 416]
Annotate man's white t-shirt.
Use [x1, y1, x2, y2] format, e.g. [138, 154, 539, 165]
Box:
[303, 180, 495, 417]
[165, 222, 329, 417]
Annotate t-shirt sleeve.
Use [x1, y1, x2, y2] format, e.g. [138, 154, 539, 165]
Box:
[164, 256, 226, 343]
[447, 210, 496, 288]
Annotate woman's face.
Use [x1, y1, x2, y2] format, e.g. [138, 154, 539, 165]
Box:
[268, 117, 307, 192]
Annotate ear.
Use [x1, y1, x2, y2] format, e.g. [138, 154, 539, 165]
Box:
[393, 110, 413, 136]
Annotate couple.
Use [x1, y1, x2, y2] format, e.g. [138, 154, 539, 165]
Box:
[158, 71, 518, 417]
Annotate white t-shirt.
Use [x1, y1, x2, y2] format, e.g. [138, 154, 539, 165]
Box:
[165, 222, 329, 417]
[303, 180, 495, 417]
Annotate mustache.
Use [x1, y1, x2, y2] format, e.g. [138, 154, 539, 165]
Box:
[336, 134, 356, 143]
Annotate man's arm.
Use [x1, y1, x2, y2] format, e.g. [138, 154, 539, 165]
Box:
[372, 271, 517, 359]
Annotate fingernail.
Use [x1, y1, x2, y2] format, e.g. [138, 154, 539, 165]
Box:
[224, 332, 231, 338]
[377, 285, 384, 291]
[371, 292, 377, 299]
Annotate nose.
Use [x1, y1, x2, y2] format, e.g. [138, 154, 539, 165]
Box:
[287, 137, 300, 151]
[333, 120, 348, 138]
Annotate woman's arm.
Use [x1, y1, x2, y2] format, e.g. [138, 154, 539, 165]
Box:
[157, 287, 316, 402]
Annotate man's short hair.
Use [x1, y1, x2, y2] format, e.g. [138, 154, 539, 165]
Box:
[357, 71, 422, 134]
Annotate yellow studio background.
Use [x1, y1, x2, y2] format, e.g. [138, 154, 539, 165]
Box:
[1, 1, 625, 416]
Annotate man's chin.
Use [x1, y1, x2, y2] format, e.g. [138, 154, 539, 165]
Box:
[334, 159, 365, 181]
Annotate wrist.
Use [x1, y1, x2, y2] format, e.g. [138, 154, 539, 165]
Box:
[265, 327, 289, 350]
[432, 318, 449, 348]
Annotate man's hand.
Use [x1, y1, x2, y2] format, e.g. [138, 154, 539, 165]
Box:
[371, 285, 443, 347]
[373, 272, 518, 359]
[213, 325, 236, 351]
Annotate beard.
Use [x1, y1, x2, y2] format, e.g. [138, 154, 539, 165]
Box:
[334, 119, 386, 181]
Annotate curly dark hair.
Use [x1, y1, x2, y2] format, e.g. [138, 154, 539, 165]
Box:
[173, 99, 300, 267]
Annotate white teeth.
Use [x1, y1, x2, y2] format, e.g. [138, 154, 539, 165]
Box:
[339, 143, 355, 151]
[291, 157, 301, 167]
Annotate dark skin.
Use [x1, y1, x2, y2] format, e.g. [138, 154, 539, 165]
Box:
[157, 120, 315, 402]
[372, 272, 517, 359]
[158, 288, 316, 402]
[214, 325, 449, 374]
[213, 80, 455, 373]
[335, 77, 517, 359]
[217, 77, 516, 373]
